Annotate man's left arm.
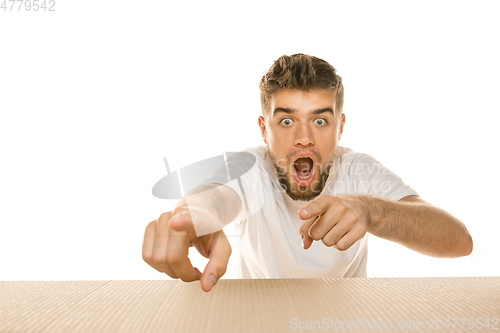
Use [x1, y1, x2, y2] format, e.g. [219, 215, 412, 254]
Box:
[298, 194, 473, 258]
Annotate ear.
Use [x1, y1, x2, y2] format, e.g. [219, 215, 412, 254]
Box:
[338, 113, 345, 140]
[258, 116, 267, 144]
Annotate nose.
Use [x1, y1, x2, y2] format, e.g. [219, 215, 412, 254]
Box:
[293, 123, 314, 147]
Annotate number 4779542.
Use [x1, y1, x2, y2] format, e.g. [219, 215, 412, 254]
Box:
[1, 0, 56, 11]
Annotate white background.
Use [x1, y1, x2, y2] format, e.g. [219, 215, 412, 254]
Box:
[1, 0, 499, 281]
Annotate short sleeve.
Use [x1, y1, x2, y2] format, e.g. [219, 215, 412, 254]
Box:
[369, 162, 419, 201]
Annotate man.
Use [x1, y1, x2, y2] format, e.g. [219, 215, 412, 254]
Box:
[142, 54, 473, 292]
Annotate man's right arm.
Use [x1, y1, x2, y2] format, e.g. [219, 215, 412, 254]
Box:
[142, 183, 242, 292]
[175, 183, 243, 233]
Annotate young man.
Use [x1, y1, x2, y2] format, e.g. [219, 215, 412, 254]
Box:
[142, 54, 473, 292]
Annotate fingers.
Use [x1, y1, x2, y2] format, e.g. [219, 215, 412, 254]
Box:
[308, 207, 341, 239]
[166, 214, 202, 282]
[309, 206, 351, 242]
[299, 203, 364, 251]
[299, 203, 346, 249]
[149, 212, 180, 277]
[143, 218, 176, 277]
[299, 216, 318, 250]
[321, 217, 352, 248]
[142, 210, 229, 291]
[142, 211, 201, 282]
[334, 226, 366, 251]
[200, 231, 231, 292]
[142, 220, 155, 261]
[142, 220, 158, 268]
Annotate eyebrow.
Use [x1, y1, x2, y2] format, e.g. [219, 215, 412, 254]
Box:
[272, 107, 334, 117]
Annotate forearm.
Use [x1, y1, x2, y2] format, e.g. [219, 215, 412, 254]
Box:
[365, 196, 473, 258]
[174, 183, 242, 228]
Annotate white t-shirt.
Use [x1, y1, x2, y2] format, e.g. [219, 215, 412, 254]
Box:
[206, 145, 418, 279]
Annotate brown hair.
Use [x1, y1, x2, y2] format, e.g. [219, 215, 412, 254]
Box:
[259, 53, 344, 116]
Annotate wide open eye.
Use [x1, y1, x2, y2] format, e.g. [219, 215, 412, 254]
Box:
[280, 118, 293, 126]
[314, 118, 328, 126]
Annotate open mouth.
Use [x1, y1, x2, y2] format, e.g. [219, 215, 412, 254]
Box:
[293, 157, 314, 180]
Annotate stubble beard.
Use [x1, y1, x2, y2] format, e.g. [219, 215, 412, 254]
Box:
[268, 148, 336, 202]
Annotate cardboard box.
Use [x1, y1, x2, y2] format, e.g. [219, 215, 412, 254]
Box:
[1, 277, 498, 332]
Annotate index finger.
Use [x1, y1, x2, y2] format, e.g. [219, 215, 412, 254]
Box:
[298, 196, 330, 220]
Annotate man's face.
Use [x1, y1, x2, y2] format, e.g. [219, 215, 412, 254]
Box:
[258, 89, 345, 201]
